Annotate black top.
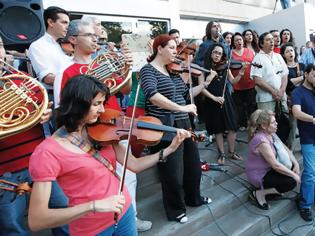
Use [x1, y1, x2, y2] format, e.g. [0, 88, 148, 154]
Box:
[286, 63, 304, 95]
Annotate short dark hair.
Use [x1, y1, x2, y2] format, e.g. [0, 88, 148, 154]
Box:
[168, 29, 180, 35]
[231, 32, 243, 49]
[305, 64, 315, 74]
[269, 29, 279, 34]
[222, 31, 233, 39]
[258, 32, 271, 49]
[44, 6, 69, 29]
[57, 75, 109, 132]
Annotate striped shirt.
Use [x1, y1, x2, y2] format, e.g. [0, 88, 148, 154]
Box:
[140, 64, 189, 121]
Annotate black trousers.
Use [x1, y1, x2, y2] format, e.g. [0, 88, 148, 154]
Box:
[263, 169, 297, 193]
[232, 88, 257, 128]
[149, 118, 203, 220]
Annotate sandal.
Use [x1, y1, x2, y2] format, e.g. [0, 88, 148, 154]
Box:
[217, 153, 226, 165]
[229, 151, 243, 161]
[249, 191, 270, 210]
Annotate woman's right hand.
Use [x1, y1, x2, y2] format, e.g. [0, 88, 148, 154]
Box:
[94, 195, 126, 214]
[180, 104, 197, 116]
[214, 96, 225, 105]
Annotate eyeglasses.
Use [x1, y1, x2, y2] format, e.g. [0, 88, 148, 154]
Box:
[212, 51, 223, 56]
[72, 33, 99, 39]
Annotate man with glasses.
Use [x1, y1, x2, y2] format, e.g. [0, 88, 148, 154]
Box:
[28, 6, 72, 103]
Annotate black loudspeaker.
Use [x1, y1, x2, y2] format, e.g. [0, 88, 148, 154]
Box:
[0, 0, 45, 51]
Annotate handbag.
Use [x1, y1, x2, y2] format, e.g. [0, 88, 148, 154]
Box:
[275, 101, 290, 143]
[272, 134, 292, 169]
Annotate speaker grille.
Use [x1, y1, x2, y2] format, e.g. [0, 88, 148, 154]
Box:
[0, 6, 43, 44]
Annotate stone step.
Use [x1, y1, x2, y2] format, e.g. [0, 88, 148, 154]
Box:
[138, 172, 252, 236]
[192, 191, 298, 236]
[262, 209, 315, 236]
[137, 139, 303, 236]
[137, 135, 249, 192]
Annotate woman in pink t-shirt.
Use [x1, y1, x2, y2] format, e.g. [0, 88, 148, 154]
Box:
[28, 75, 190, 236]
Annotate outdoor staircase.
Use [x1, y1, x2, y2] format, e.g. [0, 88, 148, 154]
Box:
[136, 131, 315, 236]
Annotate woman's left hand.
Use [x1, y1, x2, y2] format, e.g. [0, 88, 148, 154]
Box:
[40, 101, 53, 124]
[292, 163, 300, 175]
[169, 129, 191, 150]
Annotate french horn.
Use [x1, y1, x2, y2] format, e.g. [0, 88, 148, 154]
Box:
[0, 59, 48, 139]
[80, 51, 132, 95]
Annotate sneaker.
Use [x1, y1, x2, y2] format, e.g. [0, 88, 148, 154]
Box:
[299, 208, 313, 222]
[176, 213, 188, 224]
[201, 196, 212, 204]
[136, 218, 152, 232]
[239, 126, 246, 132]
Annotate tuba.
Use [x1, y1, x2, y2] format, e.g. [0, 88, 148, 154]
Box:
[0, 59, 48, 139]
[80, 51, 132, 95]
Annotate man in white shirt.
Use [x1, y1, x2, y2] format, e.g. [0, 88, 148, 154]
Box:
[250, 32, 289, 112]
[28, 6, 72, 103]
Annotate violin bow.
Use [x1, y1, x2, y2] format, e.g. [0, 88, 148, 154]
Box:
[220, 50, 233, 108]
[186, 54, 198, 124]
[114, 78, 141, 226]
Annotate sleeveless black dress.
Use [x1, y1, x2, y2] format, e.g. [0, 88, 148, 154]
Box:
[203, 67, 238, 135]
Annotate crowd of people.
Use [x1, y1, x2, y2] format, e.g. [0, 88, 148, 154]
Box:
[1, 5, 315, 236]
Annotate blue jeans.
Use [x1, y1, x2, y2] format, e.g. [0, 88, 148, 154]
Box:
[299, 144, 315, 209]
[280, 0, 291, 9]
[0, 169, 69, 236]
[96, 206, 137, 236]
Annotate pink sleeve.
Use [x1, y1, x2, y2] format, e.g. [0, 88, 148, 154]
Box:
[29, 147, 61, 181]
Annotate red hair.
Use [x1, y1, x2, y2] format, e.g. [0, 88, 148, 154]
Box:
[147, 34, 175, 62]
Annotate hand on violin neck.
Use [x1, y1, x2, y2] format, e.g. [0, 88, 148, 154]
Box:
[238, 67, 245, 76]
[206, 69, 217, 82]
[168, 129, 191, 151]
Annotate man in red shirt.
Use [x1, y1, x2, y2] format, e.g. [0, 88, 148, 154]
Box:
[270, 30, 281, 54]
[0, 36, 69, 235]
[58, 19, 131, 111]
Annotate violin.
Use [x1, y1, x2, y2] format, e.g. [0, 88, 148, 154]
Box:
[167, 41, 202, 77]
[58, 38, 74, 56]
[167, 59, 203, 77]
[87, 108, 205, 146]
[214, 59, 262, 71]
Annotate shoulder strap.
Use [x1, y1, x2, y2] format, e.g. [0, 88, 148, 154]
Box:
[55, 127, 120, 180]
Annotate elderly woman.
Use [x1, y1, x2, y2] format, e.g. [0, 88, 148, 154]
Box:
[246, 109, 300, 210]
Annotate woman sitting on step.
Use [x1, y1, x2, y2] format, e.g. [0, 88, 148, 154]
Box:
[245, 109, 300, 210]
